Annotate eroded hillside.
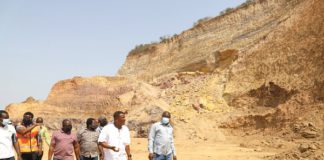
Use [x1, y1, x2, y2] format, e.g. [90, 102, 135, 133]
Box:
[6, 0, 323, 159]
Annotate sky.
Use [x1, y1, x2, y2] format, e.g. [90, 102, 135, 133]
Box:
[0, 0, 246, 109]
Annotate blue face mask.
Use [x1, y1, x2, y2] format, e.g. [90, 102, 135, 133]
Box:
[161, 117, 170, 125]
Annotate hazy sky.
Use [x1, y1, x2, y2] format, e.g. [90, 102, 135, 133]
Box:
[0, 0, 246, 109]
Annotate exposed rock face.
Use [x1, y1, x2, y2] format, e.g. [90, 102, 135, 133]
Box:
[6, 76, 170, 133]
[45, 76, 133, 111]
[5, 0, 324, 144]
[119, 0, 323, 96]
[119, 0, 322, 80]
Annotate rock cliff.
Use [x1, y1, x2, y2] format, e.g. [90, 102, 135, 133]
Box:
[5, 0, 324, 154]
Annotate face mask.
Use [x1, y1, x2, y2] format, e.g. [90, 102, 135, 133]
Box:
[62, 126, 72, 133]
[100, 120, 107, 127]
[23, 119, 33, 126]
[161, 117, 170, 125]
[89, 123, 98, 131]
[3, 119, 12, 126]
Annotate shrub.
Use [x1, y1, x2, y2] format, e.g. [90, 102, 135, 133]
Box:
[193, 16, 213, 27]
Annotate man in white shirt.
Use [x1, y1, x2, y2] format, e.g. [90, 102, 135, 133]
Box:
[98, 111, 132, 160]
[0, 110, 21, 160]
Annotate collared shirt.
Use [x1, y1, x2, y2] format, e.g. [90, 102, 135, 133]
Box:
[98, 123, 130, 160]
[96, 122, 112, 133]
[77, 128, 100, 158]
[148, 122, 176, 156]
[0, 125, 16, 159]
[51, 130, 77, 160]
[96, 126, 104, 133]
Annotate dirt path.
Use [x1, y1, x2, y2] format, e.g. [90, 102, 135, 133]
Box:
[132, 138, 277, 160]
[37, 138, 278, 160]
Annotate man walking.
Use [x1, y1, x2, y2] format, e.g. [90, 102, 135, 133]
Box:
[148, 111, 177, 160]
[0, 110, 21, 160]
[77, 118, 102, 160]
[48, 119, 80, 160]
[98, 111, 132, 160]
[16, 112, 42, 160]
[96, 116, 108, 133]
[36, 117, 51, 160]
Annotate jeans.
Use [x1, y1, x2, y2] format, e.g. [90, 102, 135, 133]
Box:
[0, 157, 15, 160]
[80, 156, 99, 160]
[154, 153, 172, 160]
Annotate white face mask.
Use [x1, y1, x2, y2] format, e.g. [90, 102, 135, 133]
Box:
[161, 117, 170, 125]
[2, 119, 11, 126]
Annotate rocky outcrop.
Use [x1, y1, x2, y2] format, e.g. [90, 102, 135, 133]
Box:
[119, 0, 316, 79]
[6, 76, 170, 133]
[5, 0, 324, 142]
[119, 0, 324, 108]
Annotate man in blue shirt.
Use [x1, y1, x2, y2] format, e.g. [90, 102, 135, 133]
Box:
[148, 111, 177, 160]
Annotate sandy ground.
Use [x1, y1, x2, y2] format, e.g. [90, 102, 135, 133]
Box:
[34, 138, 277, 160]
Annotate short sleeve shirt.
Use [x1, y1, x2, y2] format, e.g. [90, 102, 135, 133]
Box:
[51, 130, 77, 160]
[77, 129, 100, 157]
[0, 125, 16, 159]
[98, 124, 130, 160]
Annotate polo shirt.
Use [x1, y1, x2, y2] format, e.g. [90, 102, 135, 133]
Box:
[51, 130, 77, 160]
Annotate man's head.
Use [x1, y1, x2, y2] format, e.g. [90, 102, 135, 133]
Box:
[86, 118, 98, 130]
[113, 111, 126, 128]
[36, 117, 43, 124]
[62, 119, 72, 133]
[0, 110, 9, 119]
[0, 110, 9, 127]
[22, 112, 34, 126]
[161, 111, 171, 125]
[98, 116, 108, 127]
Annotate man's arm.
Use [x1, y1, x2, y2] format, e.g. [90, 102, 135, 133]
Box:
[73, 141, 80, 160]
[48, 140, 55, 160]
[38, 132, 43, 156]
[171, 129, 177, 160]
[171, 132, 177, 160]
[98, 144, 104, 160]
[97, 128, 118, 152]
[125, 145, 132, 160]
[43, 127, 51, 146]
[16, 124, 38, 135]
[98, 142, 118, 151]
[125, 128, 132, 160]
[148, 124, 156, 160]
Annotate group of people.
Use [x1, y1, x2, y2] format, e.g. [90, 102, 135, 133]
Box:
[0, 110, 177, 160]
